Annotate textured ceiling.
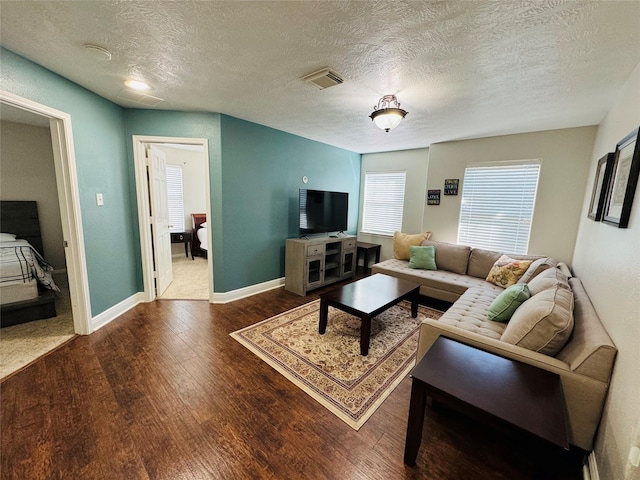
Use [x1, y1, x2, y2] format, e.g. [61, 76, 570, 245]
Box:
[1, 1, 639, 154]
[0, 103, 50, 127]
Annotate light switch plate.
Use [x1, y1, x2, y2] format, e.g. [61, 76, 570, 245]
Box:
[96, 193, 104, 206]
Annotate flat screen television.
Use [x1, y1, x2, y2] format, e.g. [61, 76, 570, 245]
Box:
[299, 189, 348, 236]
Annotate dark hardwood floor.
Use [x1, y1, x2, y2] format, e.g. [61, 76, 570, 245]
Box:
[1, 272, 584, 480]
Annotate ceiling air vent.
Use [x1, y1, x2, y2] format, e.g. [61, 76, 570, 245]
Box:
[117, 89, 164, 107]
[301, 68, 344, 90]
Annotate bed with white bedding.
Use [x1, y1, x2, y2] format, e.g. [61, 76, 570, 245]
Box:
[191, 213, 207, 258]
[0, 201, 59, 327]
[197, 222, 208, 252]
[1, 238, 59, 302]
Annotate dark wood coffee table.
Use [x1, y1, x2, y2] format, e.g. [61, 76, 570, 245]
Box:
[404, 336, 569, 466]
[318, 274, 420, 356]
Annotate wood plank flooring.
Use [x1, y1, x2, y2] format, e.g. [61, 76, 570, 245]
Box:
[1, 275, 583, 479]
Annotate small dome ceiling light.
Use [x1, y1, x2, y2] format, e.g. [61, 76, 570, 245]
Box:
[83, 44, 112, 61]
[124, 79, 150, 91]
[369, 94, 408, 132]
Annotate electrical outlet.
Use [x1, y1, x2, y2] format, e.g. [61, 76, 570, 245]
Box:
[96, 193, 104, 206]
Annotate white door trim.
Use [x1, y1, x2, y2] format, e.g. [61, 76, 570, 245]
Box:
[0, 90, 92, 335]
[132, 135, 213, 302]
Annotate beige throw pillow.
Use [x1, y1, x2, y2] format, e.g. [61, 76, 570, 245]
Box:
[486, 255, 533, 288]
[527, 267, 570, 296]
[517, 257, 556, 284]
[393, 231, 432, 260]
[501, 285, 574, 356]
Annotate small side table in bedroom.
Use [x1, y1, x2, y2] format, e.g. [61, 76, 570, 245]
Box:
[170, 231, 193, 258]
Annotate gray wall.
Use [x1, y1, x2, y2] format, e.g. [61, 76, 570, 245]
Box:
[0, 120, 66, 270]
[572, 61, 640, 480]
[424, 126, 597, 264]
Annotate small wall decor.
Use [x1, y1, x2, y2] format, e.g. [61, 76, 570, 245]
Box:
[603, 127, 640, 228]
[427, 189, 441, 205]
[587, 152, 615, 221]
[444, 178, 459, 195]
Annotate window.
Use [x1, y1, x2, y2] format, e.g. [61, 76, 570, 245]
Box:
[166, 165, 185, 233]
[457, 160, 541, 254]
[361, 171, 406, 235]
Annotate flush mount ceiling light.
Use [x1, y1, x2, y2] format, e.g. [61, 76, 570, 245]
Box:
[369, 95, 408, 132]
[124, 79, 150, 91]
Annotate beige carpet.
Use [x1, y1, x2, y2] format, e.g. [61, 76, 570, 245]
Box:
[158, 255, 209, 300]
[231, 300, 443, 430]
[0, 273, 75, 380]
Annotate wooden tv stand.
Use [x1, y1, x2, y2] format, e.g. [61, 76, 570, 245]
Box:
[285, 235, 356, 296]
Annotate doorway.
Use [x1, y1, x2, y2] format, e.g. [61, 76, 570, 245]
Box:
[0, 91, 91, 335]
[132, 136, 212, 302]
[0, 92, 91, 377]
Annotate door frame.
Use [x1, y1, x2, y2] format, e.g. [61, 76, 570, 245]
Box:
[0, 90, 92, 334]
[132, 135, 213, 302]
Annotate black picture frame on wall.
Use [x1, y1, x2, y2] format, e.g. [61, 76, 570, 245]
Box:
[588, 152, 615, 221]
[602, 127, 640, 228]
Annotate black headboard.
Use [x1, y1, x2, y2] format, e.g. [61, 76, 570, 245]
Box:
[0, 201, 44, 255]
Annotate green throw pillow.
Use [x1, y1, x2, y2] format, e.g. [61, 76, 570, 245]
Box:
[408, 245, 437, 270]
[487, 284, 531, 322]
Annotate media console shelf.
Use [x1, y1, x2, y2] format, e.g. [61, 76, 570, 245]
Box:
[285, 236, 356, 296]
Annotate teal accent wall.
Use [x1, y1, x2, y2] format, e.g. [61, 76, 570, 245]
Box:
[0, 48, 138, 316]
[122, 109, 222, 290]
[219, 115, 360, 292]
[1, 48, 361, 303]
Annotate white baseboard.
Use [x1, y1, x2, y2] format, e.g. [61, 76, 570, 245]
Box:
[583, 451, 599, 480]
[211, 277, 285, 304]
[91, 292, 146, 332]
[89, 277, 284, 329]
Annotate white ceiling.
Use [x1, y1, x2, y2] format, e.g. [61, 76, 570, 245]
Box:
[0, 103, 50, 127]
[1, 1, 639, 154]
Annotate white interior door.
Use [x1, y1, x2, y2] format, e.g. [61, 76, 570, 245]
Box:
[149, 144, 173, 296]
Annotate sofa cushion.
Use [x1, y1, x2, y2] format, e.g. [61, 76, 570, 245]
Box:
[468, 248, 542, 279]
[371, 258, 500, 297]
[393, 231, 432, 260]
[487, 284, 531, 322]
[435, 287, 507, 339]
[421, 240, 470, 274]
[500, 284, 574, 355]
[408, 245, 436, 270]
[527, 266, 570, 296]
[486, 255, 533, 288]
[518, 257, 557, 284]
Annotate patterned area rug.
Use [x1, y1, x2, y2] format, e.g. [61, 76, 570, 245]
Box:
[231, 300, 443, 430]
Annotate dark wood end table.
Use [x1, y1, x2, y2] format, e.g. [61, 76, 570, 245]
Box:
[356, 241, 381, 274]
[404, 336, 569, 466]
[318, 274, 420, 356]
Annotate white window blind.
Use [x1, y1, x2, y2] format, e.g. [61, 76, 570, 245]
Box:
[457, 161, 541, 254]
[361, 171, 406, 235]
[166, 165, 185, 233]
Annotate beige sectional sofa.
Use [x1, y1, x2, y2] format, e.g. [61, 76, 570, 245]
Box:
[372, 240, 617, 451]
